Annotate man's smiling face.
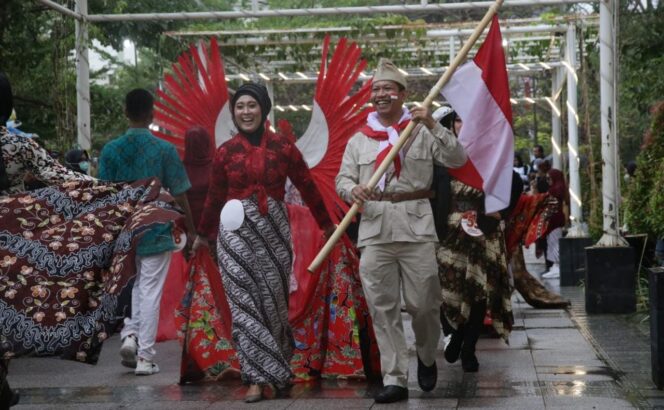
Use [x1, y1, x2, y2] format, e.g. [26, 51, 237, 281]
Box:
[371, 80, 406, 119]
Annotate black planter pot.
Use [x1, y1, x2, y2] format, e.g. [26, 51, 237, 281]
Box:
[585, 245, 636, 314]
[649, 266, 664, 389]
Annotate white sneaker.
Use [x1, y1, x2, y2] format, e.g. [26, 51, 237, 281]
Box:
[135, 357, 160, 375]
[120, 335, 138, 368]
[542, 264, 560, 279]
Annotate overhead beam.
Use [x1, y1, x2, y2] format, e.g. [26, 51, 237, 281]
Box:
[223, 61, 566, 84]
[76, 0, 598, 23]
[36, 0, 83, 20]
[164, 15, 598, 37]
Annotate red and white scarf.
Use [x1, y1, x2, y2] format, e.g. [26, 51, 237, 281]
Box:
[359, 107, 412, 190]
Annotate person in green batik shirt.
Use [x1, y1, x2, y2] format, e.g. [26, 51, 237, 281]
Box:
[98, 88, 196, 376]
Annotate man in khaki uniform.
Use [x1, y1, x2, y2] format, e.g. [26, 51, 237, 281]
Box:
[336, 59, 466, 403]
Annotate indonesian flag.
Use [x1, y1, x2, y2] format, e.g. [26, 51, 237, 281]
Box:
[441, 15, 514, 214]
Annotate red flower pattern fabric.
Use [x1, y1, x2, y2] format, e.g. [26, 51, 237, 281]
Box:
[176, 204, 380, 383]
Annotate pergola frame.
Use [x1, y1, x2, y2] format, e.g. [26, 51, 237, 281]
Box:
[36, 0, 624, 246]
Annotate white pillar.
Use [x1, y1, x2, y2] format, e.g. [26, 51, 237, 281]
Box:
[75, 0, 91, 150]
[551, 67, 563, 170]
[266, 81, 275, 127]
[596, 0, 627, 247]
[448, 36, 456, 64]
[565, 25, 586, 237]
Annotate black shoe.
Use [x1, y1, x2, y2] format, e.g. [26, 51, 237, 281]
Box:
[444, 332, 463, 364]
[461, 354, 479, 372]
[417, 355, 437, 392]
[374, 385, 408, 403]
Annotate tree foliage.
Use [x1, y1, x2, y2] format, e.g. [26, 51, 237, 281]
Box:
[0, 0, 661, 175]
[617, 4, 664, 162]
[625, 102, 664, 239]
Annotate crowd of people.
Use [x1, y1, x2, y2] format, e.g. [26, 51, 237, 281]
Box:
[1, 54, 575, 408]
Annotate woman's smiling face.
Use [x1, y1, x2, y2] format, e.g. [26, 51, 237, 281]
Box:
[233, 95, 262, 134]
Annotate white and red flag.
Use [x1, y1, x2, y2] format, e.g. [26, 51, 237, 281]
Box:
[441, 15, 514, 214]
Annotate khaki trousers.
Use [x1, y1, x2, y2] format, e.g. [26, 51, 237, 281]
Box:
[359, 242, 442, 387]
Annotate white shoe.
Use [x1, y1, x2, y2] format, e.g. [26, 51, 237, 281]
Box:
[542, 264, 560, 279]
[120, 335, 138, 368]
[135, 357, 160, 375]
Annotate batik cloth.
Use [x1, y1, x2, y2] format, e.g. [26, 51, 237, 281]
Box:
[216, 195, 294, 388]
[437, 179, 513, 341]
[1, 127, 93, 195]
[175, 204, 380, 384]
[0, 178, 184, 363]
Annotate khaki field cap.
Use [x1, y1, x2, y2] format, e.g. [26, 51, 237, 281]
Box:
[373, 58, 407, 90]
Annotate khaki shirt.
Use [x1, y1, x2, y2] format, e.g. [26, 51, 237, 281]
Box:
[336, 122, 466, 248]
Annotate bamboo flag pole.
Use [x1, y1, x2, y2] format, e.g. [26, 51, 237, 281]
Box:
[307, 0, 505, 273]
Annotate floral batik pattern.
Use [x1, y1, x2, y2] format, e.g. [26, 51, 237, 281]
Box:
[0, 178, 184, 363]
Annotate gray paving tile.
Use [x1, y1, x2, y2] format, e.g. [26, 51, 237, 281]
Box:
[130, 401, 215, 410]
[536, 373, 615, 382]
[13, 405, 124, 410]
[458, 396, 546, 409]
[366, 398, 458, 409]
[531, 350, 603, 366]
[465, 365, 539, 384]
[208, 399, 294, 409]
[526, 329, 595, 351]
[523, 317, 575, 328]
[286, 398, 373, 409]
[8, 336, 183, 388]
[543, 396, 636, 408]
[470, 349, 535, 368]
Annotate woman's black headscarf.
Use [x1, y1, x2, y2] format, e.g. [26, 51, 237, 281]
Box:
[1, 72, 14, 191]
[230, 82, 272, 146]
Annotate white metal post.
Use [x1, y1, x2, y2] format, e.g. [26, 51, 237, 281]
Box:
[75, 0, 91, 150]
[266, 81, 275, 127]
[551, 67, 563, 170]
[565, 24, 586, 237]
[596, 0, 626, 246]
[448, 36, 456, 64]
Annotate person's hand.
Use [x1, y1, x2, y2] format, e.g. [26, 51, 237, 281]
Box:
[351, 184, 378, 204]
[409, 106, 436, 130]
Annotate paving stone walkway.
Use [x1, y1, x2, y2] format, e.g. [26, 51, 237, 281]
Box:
[7, 261, 661, 409]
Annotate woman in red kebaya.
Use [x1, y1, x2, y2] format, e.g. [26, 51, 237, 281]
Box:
[192, 83, 334, 403]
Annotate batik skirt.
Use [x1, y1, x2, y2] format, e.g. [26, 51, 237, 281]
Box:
[216, 195, 294, 388]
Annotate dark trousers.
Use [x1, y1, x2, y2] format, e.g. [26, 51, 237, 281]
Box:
[441, 300, 487, 359]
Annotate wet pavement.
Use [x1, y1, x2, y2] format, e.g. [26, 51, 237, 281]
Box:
[7, 258, 663, 409]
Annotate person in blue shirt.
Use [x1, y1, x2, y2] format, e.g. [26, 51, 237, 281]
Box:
[98, 88, 196, 376]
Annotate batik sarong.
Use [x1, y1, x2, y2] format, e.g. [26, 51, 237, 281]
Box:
[216, 195, 293, 388]
[437, 180, 514, 341]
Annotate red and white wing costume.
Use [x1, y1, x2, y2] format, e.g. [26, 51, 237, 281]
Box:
[153, 37, 233, 154]
[154, 35, 371, 225]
